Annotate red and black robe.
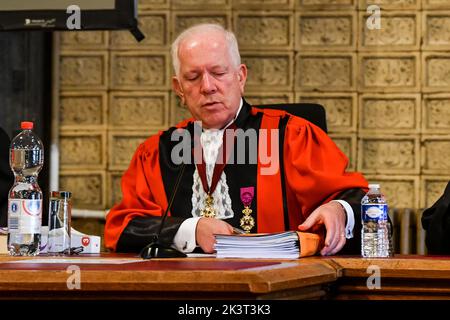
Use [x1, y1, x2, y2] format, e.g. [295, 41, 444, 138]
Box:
[105, 100, 368, 253]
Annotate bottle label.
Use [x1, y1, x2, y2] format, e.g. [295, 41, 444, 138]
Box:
[7, 199, 42, 234]
[361, 204, 388, 222]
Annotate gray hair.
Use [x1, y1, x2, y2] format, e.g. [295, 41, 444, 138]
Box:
[171, 23, 241, 77]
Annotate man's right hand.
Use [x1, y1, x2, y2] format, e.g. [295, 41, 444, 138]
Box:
[195, 218, 234, 253]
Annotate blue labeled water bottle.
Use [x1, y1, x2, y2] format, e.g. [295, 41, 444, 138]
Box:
[361, 184, 393, 258]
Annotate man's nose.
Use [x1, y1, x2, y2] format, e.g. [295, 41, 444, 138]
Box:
[200, 73, 217, 94]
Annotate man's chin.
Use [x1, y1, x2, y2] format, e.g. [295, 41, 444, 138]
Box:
[198, 111, 229, 129]
[201, 118, 229, 129]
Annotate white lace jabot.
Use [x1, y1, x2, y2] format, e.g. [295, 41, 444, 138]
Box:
[191, 128, 234, 219]
[190, 100, 243, 219]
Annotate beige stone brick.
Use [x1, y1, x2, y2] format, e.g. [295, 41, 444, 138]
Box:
[365, 175, 419, 209]
[59, 131, 106, 170]
[421, 176, 450, 209]
[234, 12, 293, 50]
[109, 91, 169, 130]
[359, 94, 420, 133]
[359, 12, 420, 51]
[170, 92, 193, 126]
[296, 12, 356, 51]
[242, 51, 293, 91]
[233, 0, 293, 10]
[59, 171, 106, 209]
[423, 94, 450, 133]
[59, 31, 109, 50]
[423, 0, 450, 9]
[329, 134, 356, 171]
[296, 0, 355, 10]
[423, 11, 450, 51]
[108, 132, 155, 170]
[110, 51, 169, 90]
[421, 136, 450, 174]
[59, 92, 107, 130]
[423, 53, 450, 92]
[245, 92, 294, 105]
[60, 52, 108, 90]
[358, 135, 420, 174]
[107, 171, 125, 209]
[173, 0, 231, 9]
[360, 0, 420, 10]
[359, 53, 420, 92]
[296, 53, 356, 92]
[138, 0, 169, 9]
[296, 92, 357, 132]
[172, 11, 231, 40]
[110, 11, 169, 49]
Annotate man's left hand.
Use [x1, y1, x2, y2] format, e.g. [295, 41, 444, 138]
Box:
[297, 201, 346, 256]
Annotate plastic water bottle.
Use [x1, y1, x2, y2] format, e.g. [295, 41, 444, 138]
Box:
[361, 184, 393, 258]
[7, 121, 44, 256]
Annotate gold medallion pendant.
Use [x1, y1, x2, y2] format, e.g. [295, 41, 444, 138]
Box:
[201, 194, 216, 218]
[239, 206, 255, 233]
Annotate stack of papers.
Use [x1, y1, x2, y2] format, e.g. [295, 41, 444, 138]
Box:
[214, 231, 300, 259]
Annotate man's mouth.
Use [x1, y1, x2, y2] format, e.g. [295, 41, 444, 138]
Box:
[203, 101, 220, 108]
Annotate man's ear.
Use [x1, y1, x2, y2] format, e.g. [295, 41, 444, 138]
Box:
[172, 76, 185, 105]
[238, 64, 247, 94]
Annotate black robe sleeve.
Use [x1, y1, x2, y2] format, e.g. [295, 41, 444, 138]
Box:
[115, 216, 186, 253]
[422, 181, 450, 254]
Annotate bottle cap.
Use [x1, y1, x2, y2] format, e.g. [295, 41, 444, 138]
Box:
[368, 183, 380, 189]
[21, 121, 34, 130]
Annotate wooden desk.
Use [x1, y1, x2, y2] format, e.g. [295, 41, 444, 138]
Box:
[0, 255, 336, 300]
[0, 255, 450, 300]
[329, 256, 450, 300]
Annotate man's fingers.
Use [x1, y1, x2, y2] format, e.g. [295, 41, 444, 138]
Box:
[321, 229, 346, 256]
[320, 216, 339, 255]
[197, 218, 233, 253]
[298, 212, 319, 231]
[326, 231, 347, 256]
[323, 217, 338, 247]
[330, 234, 347, 255]
[321, 230, 336, 255]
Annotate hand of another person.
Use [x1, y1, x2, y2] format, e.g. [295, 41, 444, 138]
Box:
[297, 201, 346, 256]
[196, 218, 234, 253]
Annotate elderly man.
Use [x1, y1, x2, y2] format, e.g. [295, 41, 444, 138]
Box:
[105, 24, 368, 256]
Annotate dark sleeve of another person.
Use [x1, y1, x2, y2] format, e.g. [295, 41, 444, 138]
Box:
[0, 128, 13, 227]
[422, 181, 450, 254]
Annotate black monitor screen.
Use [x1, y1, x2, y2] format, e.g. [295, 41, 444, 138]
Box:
[0, 0, 142, 41]
[0, 0, 115, 10]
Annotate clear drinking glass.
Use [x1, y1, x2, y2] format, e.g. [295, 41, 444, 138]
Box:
[47, 191, 72, 255]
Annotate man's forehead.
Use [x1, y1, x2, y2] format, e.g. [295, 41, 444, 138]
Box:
[182, 63, 228, 73]
[180, 30, 226, 50]
[179, 44, 231, 69]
